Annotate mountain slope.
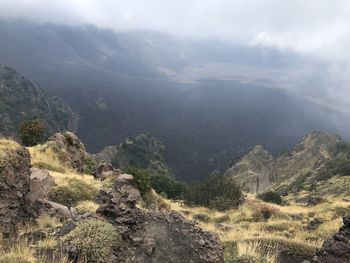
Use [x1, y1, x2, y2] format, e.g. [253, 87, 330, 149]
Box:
[95, 134, 170, 177]
[1, 20, 350, 182]
[0, 65, 77, 137]
[225, 131, 340, 193]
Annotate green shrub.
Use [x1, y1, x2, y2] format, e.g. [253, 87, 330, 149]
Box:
[150, 175, 186, 199]
[48, 178, 99, 206]
[84, 155, 98, 175]
[63, 220, 120, 263]
[257, 191, 283, 205]
[184, 175, 242, 211]
[19, 119, 46, 146]
[63, 132, 74, 146]
[124, 166, 151, 196]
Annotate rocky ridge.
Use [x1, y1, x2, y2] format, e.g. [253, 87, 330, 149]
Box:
[0, 65, 77, 137]
[225, 131, 340, 193]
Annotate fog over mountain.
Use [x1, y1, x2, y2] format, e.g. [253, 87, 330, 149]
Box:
[0, 1, 350, 181]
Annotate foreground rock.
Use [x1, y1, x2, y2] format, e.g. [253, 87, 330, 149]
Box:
[96, 173, 224, 262]
[314, 216, 350, 263]
[26, 168, 54, 203]
[0, 141, 31, 235]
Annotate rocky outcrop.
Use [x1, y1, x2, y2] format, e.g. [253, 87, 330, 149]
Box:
[26, 168, 54, 203]
[224, 145, 275, 193]
[96, 173, 224, 262]
[0, 140, 31, 235]
[314, 216, 350, 263]
[93, 161, 122, 180]
[47, 132, 87, 172]
[95, 134, 170, 177]
[225, 131, 340, 194]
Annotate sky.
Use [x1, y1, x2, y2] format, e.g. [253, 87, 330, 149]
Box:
[0, 0, 350, 64]
[1, 0, 350, 110]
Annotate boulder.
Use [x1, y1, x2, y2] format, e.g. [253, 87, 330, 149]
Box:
[47, 132, 87, 172]
[93, 161, 122, 180]
[0, 142, 31, 235]
[314, 216, 350, 262]
[26, 168, 54, 203]
[96, 173, 224, 262]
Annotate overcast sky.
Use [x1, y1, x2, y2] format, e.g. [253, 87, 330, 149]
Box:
[0, 0, 350, 64]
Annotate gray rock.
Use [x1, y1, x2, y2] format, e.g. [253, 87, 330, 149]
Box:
[315, 216, 350, 262]
[96, 172, 224, 262]
[0, 144, 31, 235]
[26, 168, 54, 203]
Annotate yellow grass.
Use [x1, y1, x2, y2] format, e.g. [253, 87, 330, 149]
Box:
[168, 194, 345, 261]
[28, 145, 72, 173]
[0, 242, 37, 263]
[75, 200, 99, 214]
[236, 241, 278, 263]
[49, 171, 102, 190]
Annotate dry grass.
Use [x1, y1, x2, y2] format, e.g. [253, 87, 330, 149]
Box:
[28, 145, 72, 173]
[169, 194, 345, 262]
[75, 201, 99, 214]
[49, 171, 101, 190]
[0, 242, 37, 263]
[0, 138, 21, 166]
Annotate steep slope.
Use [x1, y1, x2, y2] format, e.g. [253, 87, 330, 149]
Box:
[0, 65, 77, 137]
[224, 145, 275, 193]
[95, 134, 170, 177]
[226, 131, 340, 194]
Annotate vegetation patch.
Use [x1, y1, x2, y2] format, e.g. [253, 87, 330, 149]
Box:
[63, 220, 121, 263]
[48, 178, 99, 206]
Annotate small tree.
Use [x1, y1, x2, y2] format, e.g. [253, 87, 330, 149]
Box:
[19, 119, 45, 146]
[150, 175, 186, 199]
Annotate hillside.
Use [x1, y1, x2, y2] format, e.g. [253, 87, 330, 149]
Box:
[0, 65, 77, 137]
[95, 134, 170, 177]
[225, 131, 341, 194]
[1, 131, 350, 262]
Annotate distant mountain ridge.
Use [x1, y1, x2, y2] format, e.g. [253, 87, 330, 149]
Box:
[0, 64, 77, 137]
[225, 131, 341, 194]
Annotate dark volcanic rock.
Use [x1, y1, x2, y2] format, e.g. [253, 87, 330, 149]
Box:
[93, 161, 122, 180]
[314, 216, 350, 263]
[0, 142, 31, 235]
[96, 173, 224, 262]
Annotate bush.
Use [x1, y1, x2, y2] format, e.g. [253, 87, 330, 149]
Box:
[142, 191, 170, 211]
[257, 191, 283, 205]
[124, 166, 151, 196]
[19, 119, 46, 146]
[251, 203, 279, 221]
[84, 155, 98, 175]
[48, 178, 99, 206]
[63, 220, 120, 263]
[150, 175, 186, 199]
[183, 175, 242, 211]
